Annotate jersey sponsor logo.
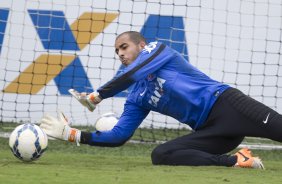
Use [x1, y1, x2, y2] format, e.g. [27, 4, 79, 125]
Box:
[142, 41, 157, 54]
[263, 113, 270, 124]
[149, 77, 166, 107]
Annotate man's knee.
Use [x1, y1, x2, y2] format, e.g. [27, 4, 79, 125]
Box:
[151, 145, 168, 165]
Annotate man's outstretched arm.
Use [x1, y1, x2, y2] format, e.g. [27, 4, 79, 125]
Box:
[39, 101, 149, 147]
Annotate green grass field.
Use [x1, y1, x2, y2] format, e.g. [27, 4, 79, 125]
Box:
[1, 137, 282, 184]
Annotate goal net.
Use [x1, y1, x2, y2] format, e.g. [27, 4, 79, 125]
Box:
[1, 0, 282, 147]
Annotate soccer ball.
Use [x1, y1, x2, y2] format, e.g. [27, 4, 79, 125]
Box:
[95, 112, 119, 131]
[9, 123, 48, 162]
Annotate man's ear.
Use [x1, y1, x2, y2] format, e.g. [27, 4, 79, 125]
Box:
[139, 41, 146, 49]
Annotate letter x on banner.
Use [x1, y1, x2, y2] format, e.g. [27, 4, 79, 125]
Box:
[2, 10, 188, 97]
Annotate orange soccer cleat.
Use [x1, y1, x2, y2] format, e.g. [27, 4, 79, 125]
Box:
[234, 148, 265, 169]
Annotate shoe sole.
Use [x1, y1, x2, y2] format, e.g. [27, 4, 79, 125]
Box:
[252, 157, 265, 169]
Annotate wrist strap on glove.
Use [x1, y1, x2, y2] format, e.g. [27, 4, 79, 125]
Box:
[88, 92, 102, 104]
[63, 126, 81, 146]
[68, 89, 102, 112]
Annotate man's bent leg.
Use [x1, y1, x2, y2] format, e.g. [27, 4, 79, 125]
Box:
[151, 131, 243, 166]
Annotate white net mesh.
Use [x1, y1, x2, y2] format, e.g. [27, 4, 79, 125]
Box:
[0, 0, 282, 144]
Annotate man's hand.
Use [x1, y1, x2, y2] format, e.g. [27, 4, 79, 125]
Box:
[39, 112, 81, 145]
[69, 89, 102, 112]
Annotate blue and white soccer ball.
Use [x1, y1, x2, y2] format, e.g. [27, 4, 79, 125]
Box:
[9, 123, 48, 162]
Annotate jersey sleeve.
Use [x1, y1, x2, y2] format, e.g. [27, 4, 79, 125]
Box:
[81, 101, 150, 147]
[97, 42, 176, 99]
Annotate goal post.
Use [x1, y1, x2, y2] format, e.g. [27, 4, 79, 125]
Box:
[1, 0, 282, 147]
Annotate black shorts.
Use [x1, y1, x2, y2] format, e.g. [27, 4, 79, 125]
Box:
[201, 87, 282, 141]
[154, 87, 282, 156]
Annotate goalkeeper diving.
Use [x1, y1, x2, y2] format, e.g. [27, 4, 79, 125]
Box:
[40, 31, 282, 169]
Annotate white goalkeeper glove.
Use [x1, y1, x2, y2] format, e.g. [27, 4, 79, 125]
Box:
[68, 89, 102, 112]
[39, 111, 81, 146]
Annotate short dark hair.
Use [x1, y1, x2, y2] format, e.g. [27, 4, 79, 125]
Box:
[116, 31, 147, 44]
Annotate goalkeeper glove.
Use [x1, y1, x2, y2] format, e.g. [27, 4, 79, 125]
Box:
[39, 111, 81, 146]
[68, 89, 102, 112]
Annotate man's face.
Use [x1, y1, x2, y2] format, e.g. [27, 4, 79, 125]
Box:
[115, 34, 145, 66]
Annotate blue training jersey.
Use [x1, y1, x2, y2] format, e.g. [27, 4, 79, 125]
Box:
[88, 42, 230, 146]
